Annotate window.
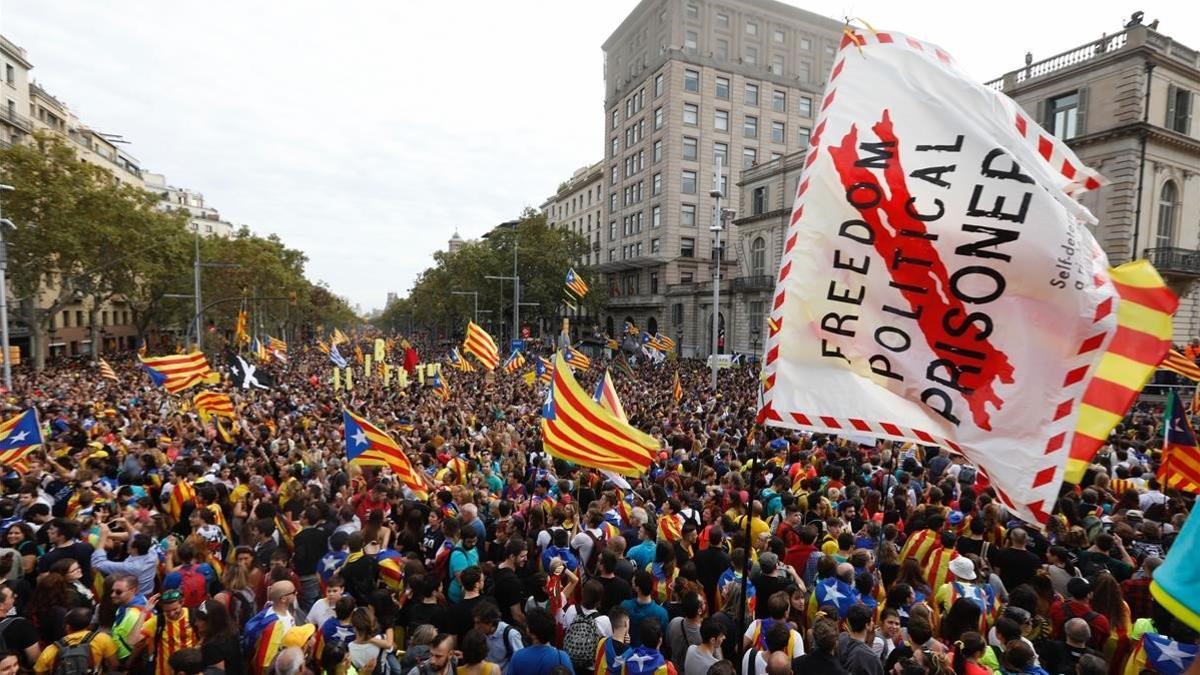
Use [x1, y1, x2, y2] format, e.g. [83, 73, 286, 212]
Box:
[681, 237, 696, 257]
[685, 31, 698, 53]
[772, 55, 785, 75]
[651, 238, 661, 253]
[652, 173, 662, 195]
[745, 46, 757, 65]
[686, 3, 699, 18]
[774, 29, 786, 43]
[609, 249, 615, 262]
[681, 170, 697, 194]
[798, 61, 811, 82]
[683, 103, 698, 126]
[683, 136, 698, 160]
[611, 137, 619, 156]
[745, 83, 759, 105]
[1047, 91, 1080, 139]
[715, 109, 729, 131]
[772, 121, 785, 143]
[749, 301, 764, 342]
[636, 242, 643, 257]
[745, 22, 757, 36]
[654, 107, 664, 129]
[751, 236, 767, 274]
[653, 140, 663, 162]
[1167, 84, 1193, 134]
[798, 95, 813, 118]
[743, 147, 757, 168]
[799, 126, 811, 145]
[655, 74, 664, 97]
[716, 12, 729, 28]
[611, 109, 619, 130]
[680, 272, 694, 283]
[4, 65, 12, 85]
[611, 166, 618, 185]
[773, 90, 786, 112]
[652, 205, 662, 227]
[800, 37, 811, 50]
[1156, 180, 1179, 247]
[714, 141, 728, 166]
[752, 187, 769, 215]
[76, 310, 84, 327]
[744, 115, 758, 138]
[715, 76, 730, 99]
[684, 69, 700, 92]
[650, 272, 659, 294]
[825, 44, 835, 58]
[682, 204, 696, 226]
[610, 194, 617, 212]
[716, 39, 729, 61]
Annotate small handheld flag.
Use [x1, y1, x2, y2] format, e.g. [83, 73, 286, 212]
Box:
[0, 409, 43, 468]
[1162, 349, 1200, 381]
[565, 268, 590, 298]
[463, 321, 500, 370]
[98, 359, 118, 382]
[564, 347, 591, 371]
[673, 371, 683, 403]
[1160, 390, 1200, 493]
[193, 391, 235, 421]
[139, 352, 217, 394]
[503, 349, 526, 374]
[330, 345, 348, 369]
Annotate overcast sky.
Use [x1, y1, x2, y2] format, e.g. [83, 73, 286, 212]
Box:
[1, 1, 1196, 312]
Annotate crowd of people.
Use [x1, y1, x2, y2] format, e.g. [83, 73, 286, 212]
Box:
[0, 336, 1194, 675]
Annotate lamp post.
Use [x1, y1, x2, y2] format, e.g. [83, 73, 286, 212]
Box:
[708, 158, 727, 391]
[0, 183, 14, 390]
[450, 291, 480, 325]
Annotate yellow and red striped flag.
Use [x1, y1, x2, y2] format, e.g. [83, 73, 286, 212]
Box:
[1161, 349, 1200, 381]
[502, 349, 526, 374]
[163, 479, 196, 524]
[463, 321, 500, 370]
[564, 347, 591, 370]
[193, 391, 235, 420]
[672, 371, 683, 403]
[540, 352, 657, 476]
[343, 410, 428, 499]
[1159, 390, 1200, 494]
[0, 409, 43, 469]
[331, 328, 349, 346]
[234, 310, 250, 346]
[98, 358, 118, 382]
[1067, 261, 1177, 482]
[139, 352, 218, 394]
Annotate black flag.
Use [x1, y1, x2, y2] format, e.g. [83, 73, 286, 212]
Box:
[228, 352, 273, 390]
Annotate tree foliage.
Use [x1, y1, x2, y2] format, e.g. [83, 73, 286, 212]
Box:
[0, 132, 357, 367]
[379, 210, 602, 339]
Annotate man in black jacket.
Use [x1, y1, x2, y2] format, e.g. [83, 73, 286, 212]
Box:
[292, 505, 330, 612]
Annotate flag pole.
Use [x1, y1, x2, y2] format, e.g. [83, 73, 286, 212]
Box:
[738, 432, 758, 662]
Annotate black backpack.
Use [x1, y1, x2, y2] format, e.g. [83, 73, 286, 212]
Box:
[53, 629, 99, 675]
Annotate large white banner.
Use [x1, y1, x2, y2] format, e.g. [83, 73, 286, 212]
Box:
[760, 30, 1116, 526]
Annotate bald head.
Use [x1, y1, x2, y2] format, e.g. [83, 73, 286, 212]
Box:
[1065, 618, 1091, 646]
[766, 651, 792, 675]
[836, 562, 855, 583]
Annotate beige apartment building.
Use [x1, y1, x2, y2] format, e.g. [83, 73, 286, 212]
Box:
[0, 36, 32, 148]
[598, 0, 842, 356]
[143, 172, 236, 238]
[987, 19, 1200, 340]
[542, 161, 604, 267]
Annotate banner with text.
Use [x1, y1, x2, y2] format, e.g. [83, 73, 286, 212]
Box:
[760, 29, 1119, 526]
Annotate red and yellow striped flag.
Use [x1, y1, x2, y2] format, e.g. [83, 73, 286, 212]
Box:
[193, 391, 234, 420]
[98, 359, 118, 382]
[672, 371, 683, 403]
[139, 352, 218, 394]
[540, 352, 657, 476]
[1067, 261, 1177, 482]
[463, 321, 500, 370]
[1162, 349, 1200, 381]
[164, 479, 196, 524]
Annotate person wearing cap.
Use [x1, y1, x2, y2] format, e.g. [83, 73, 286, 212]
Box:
[1049, 578, 1110, 651]
[129, 588, 198, 675]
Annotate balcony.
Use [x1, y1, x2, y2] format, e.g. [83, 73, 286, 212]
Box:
[0, 106, 31, 132]
[731, 275, 774, 292]
[1144, 247, 1200, 278]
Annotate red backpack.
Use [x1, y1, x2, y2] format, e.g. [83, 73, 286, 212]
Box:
[176, 564, 209, 608]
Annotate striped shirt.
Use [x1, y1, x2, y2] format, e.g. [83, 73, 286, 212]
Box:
[141, 610, 198, 675]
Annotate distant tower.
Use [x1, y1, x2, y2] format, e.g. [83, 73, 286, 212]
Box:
[448, 230, 464, 253]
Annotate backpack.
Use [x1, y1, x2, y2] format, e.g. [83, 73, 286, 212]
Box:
[176, 564, 208, 608]
[226, 587, 256, 628]
[53, 629, 99, 675]
[563, 609, 601, 670]
[0, 617, 15, 652]
[577, 531, 604, 576]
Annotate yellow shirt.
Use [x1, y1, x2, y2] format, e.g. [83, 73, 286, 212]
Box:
[735, 515, 770, 545]
[34, 630, 117, 674]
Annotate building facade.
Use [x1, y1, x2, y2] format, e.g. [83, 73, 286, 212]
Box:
[598, 0, 843, 356]
[0, 36, 33, 148]
[987, 20, 1200, 340]
[143, 172, 235, 238]
[542, 161, 604, 268]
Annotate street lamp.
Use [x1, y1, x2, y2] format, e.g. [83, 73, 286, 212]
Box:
[708, 158, 731, 391]
[0, 183, 14, 390]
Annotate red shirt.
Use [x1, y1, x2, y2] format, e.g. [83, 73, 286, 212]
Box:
[352, 493, 388, 520]
[1049, 599, 1110, 649]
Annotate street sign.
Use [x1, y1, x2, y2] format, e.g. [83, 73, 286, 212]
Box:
[511, 339, 526, 353]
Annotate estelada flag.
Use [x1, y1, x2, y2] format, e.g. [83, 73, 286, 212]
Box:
[756, 28, 1173, 526]
[1159, 390, 1200, 494]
